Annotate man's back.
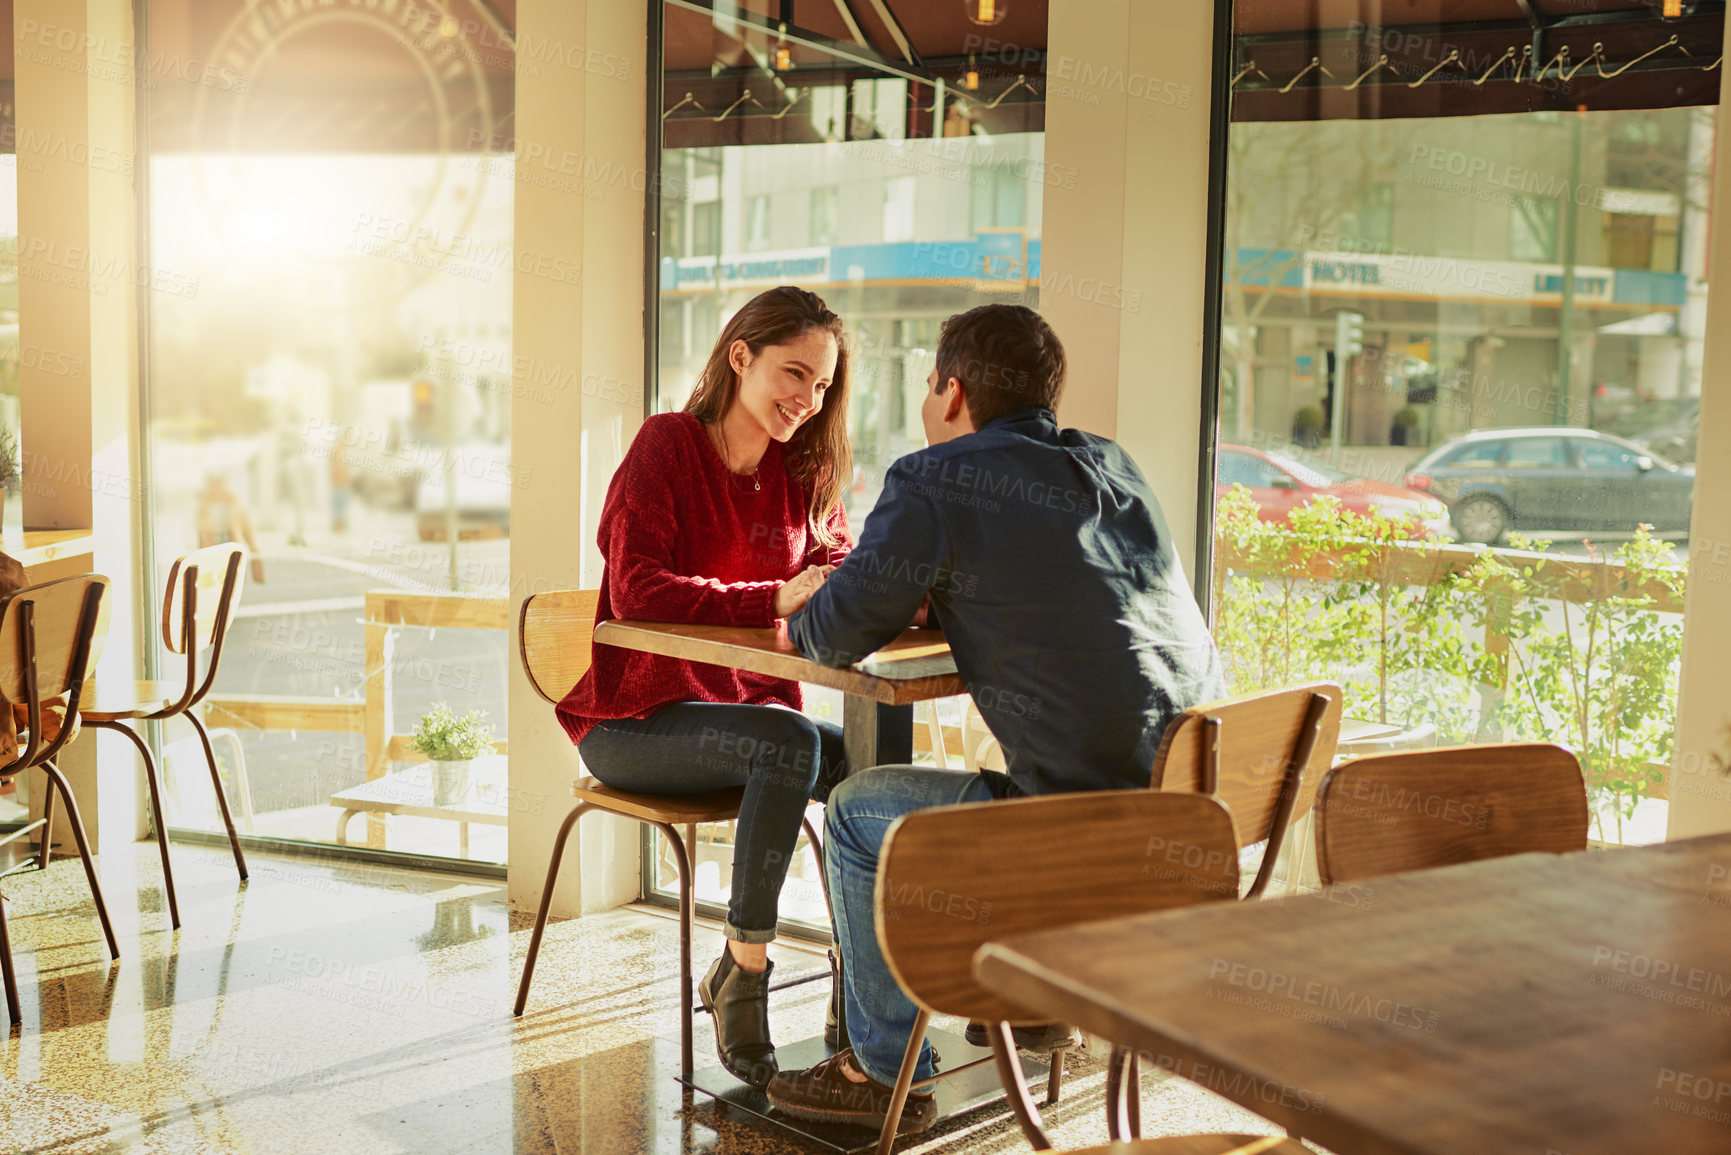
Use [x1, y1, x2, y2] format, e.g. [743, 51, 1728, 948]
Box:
[790, 406, 1225, 795]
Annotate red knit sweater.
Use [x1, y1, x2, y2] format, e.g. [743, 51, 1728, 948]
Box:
[556, 412, 852, 744]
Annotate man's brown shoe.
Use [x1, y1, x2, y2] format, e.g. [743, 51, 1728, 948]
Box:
[963, 1020, 1082, 1054]
[765, 1048, 936, 1134]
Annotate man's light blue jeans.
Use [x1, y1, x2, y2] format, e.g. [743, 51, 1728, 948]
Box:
[825, 765, 999, 1086]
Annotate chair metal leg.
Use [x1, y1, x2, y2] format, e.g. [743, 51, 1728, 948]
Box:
[1106, 1045, 1132, 1141]
[875, 1006, 932, 1155]
[0, 891, 20, 1024]
[38, 762, 119, 960]
[186, 712, 248, 881]
[91, 721, 179, 930]
[513, 802, 590, 1016]
[989, 1021, 1052, 1151]
[1127, 1049, 1142, 1137]
[1046, 1042, 1066, 1104]
[800, 813, 831, 908]
[37, 771, 57, 870]
[658, 820, 696, 1083]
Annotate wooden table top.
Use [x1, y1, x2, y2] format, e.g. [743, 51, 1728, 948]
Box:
[594, 620, 964, 705]
[1, 528, 99, 570]
[976, 834, 1731, 1155]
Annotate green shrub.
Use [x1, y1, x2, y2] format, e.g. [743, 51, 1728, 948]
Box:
[1212, 485, 1683, 843]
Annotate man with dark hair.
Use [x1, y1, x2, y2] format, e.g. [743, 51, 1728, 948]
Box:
[931, 301, 1067, 425]
[765, 304, 1225, 1132]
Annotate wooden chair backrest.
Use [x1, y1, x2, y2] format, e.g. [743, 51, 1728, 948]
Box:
[1314, 742, 1589, 886]
[876, 790, 1238, 1023]
[1152, 682, 1344, 848]
[518, 589, 601, 705]
[0, 575, 111, 702]
[162, 543, 247, 655]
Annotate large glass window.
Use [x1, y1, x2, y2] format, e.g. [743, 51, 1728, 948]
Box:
[1211, 6, 1720, 846]
[0, 0, 20, 832]
[142, 1, 516, 866]
[654, 0, 1046, 928]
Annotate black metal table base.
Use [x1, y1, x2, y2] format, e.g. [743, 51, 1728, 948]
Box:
[681, 1027, 1050, 1154]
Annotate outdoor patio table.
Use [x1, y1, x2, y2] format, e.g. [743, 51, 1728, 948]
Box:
[975, 833, 1731, 1155]
[2, 529, 100, 578]
[329, 753, 509, 857]
[593, 619, 963, 772]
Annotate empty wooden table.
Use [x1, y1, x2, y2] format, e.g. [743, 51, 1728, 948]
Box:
[594, 620, 962, 771]
[976, 834, 1731, 1155]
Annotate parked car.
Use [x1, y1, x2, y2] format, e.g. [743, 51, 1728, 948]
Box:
[1599, 395, 1698, 442]
[1633, 407, 1699, 466]
[1404, 427, 1694, 545]
[1217, 445, 1449, 536]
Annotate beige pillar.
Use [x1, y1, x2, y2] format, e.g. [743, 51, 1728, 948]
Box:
[1666, 18, 1731, 839]
[509, 0, 646, 915]
[16, 0, 145, 848]
[1043, 2, 1216, 577]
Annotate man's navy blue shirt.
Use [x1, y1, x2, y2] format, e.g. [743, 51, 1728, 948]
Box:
[789, 407, 1226, 797]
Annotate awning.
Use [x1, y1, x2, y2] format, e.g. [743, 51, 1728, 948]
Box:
[1231, 0, 1726, 121]
[7, 0, 1718, 156]
[660, 0, 1044, 148]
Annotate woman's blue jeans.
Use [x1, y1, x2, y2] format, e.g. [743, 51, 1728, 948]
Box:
[579, 702, 846, 943]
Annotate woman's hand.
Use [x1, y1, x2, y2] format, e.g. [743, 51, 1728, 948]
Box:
[774, 564, 835, 619]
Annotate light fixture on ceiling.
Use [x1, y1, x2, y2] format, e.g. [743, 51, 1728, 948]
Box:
[1663, 0, 1683, 16]
[774, 22, 792, 70]
[965, 54, 980, 90]
[966, 0, 1006, 26]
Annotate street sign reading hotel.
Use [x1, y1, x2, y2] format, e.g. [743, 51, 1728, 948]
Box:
[1303, 250, 1617, 305]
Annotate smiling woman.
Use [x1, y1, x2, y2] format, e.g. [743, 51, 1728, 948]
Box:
[554, 284, 858, 1088]
[683, 286, 851, 530]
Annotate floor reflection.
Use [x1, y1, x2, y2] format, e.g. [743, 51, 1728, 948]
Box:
[0, 841, 1288, 1154]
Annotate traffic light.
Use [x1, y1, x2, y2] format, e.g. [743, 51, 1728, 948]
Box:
[1335, 311, 1365, 360]
[411, 378, 435, 436]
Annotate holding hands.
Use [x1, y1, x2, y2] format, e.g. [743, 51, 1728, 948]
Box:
[774, 564, 835, 619]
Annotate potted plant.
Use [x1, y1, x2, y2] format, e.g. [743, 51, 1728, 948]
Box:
[409, 702, 495, 805]
[1390, 406, 1421, 447]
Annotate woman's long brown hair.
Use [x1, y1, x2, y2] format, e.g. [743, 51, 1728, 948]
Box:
[684, 286, 852, 549]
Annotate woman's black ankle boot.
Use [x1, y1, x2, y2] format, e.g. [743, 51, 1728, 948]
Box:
[698, 948, 778, 1089]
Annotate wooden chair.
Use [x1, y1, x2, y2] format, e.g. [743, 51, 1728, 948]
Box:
[0, 575, 118, 1024]
[512, 590, 830, 1081]
[869, 790, 1311, 1155]
[1152, 682, 1344, 900]
[1314, 742, 1590, 886]
[1060, 682, 1344, 1136]
[78, 543, 252, 930]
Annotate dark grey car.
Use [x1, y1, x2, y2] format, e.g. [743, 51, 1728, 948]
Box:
[1403, 427, 1695, 545]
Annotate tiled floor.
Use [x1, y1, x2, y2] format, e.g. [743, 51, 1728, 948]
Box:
[0, 840, 1296, 1154]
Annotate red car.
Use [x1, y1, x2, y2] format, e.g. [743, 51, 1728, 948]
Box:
[1217, 444, 1450, 536]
